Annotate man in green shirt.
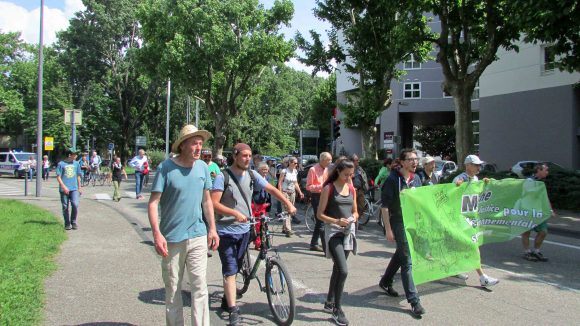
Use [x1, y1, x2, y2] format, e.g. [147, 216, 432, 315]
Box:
[202, 149, 222, 185]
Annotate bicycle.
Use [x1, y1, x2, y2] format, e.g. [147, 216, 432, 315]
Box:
[299, 192, 317, 232]
[237, 212, 296, 326]
[359, 187, 384, 229]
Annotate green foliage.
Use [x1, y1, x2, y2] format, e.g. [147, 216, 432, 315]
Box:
[0, 199, 66, 325]
[414, 125, 456, 159]
[138, 0, 295, 154]
[146, 149, 166, 169]
[360, 158, 382, 182]
[297, 0, 432, 156]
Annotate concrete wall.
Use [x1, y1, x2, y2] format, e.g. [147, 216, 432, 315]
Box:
[479, 85, 579, 170]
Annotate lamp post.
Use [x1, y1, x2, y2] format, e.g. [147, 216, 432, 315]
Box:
[35, 0, 45, 197]
[191, 95, 205, 128]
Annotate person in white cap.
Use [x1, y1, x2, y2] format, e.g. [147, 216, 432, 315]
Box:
[417, 156, 439, 185]
[148, 124, 219, 326]
[452, 154, 499, 288]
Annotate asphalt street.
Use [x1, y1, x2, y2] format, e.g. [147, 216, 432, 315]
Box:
[1, 175, 579, 325]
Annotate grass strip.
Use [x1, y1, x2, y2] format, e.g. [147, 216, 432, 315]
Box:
[0, 199, 66, 325]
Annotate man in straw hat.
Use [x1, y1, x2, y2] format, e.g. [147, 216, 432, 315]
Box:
[211, 143, 297, 326]
[147, 124, 219, 326]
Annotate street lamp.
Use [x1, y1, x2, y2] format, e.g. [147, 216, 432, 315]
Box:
[35, 0, 44, 197]
[191, 95, 205, 128]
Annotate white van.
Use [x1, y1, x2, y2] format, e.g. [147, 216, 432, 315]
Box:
[0, 151, 36, 178]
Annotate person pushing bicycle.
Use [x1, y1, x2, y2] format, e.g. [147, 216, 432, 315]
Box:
[211, 143, 296, 326]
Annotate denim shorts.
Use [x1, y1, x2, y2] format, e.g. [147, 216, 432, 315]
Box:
[218, 232, 250, 276]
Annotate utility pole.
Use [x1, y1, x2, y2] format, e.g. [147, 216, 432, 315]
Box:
[35, 0, 45, 197]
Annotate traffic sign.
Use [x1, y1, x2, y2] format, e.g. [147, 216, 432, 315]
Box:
[301, 129, 320, 138]
[108, 143, 114, 151]
[44, 137, 54, 151]
[136, 136, 147, 146]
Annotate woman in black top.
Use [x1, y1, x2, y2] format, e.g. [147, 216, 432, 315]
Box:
[317, 159, 358, 326]
[112, 156, 127, 202]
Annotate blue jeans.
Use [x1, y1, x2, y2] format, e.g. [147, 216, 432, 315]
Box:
[380, 221, 419, 304]
[135, 171, 144, 196]
[60, 191, 80, 227]
[28, 168, 35, 180]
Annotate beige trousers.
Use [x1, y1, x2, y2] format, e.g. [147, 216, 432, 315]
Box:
[283, 192, 296, 232]
[162, 236, 209, 326]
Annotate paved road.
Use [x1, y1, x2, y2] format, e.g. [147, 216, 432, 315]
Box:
[1, 175, 579, 325]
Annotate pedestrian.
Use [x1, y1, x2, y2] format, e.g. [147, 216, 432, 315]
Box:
[90, 150, 102, 174]
[521, 162, 551, 261]
[417, 156, 440, 185]
[211, 143, 296, 326]
[215, 154, 226, 170]
[129, 148, 148, 199]
[42, 155, 50, 181]
[147, 124, 219, 326]
[252, 162, 272, 250]
[306, 152, 333, 252]
[277, 156, 304, 237]
[56, 148, 83, 230]
[379, 149, 425, 316]
[111, 156, 127, 202]
[317, 159, 358, 326]
[453, 154, 499, 287]
[350, 154, 368, 230]
[27, 155, 36, 180]
[374, 158, 393, 188]
[201, 149, 221, 183]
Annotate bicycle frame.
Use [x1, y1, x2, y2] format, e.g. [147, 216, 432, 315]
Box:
[247, 214, 285, 290]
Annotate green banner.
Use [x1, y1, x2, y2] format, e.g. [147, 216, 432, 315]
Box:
[400, 178, 551, 285]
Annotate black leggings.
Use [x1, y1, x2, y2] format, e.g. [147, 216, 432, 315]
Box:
[327, 235, 350, 309]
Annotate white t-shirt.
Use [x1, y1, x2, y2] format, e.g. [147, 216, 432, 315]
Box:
[281, 168, 298, 193]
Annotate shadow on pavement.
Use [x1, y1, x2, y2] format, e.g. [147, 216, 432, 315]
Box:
[74, 323, 138, 326]
[138, 288, 192, 307]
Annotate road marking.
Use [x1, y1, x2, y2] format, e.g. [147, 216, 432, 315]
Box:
[95, 193, 112, 200]
[517, 235, 580, 250]
[0, 184, 22, 196]
[124, 191, 137, 199]
[488, 265, 580, 293]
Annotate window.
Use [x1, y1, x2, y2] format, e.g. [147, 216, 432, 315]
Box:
[404, 54, 421, 70]
[542, 45, 556, 74]
[472, 111, 479, 149]
[471, 80, 479, 100]
[403, 82, 421, 99]
[443, 89, 453, 98]
[0, 154, 6, 162]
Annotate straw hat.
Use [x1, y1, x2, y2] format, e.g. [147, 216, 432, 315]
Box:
[172, 125, 212, 154]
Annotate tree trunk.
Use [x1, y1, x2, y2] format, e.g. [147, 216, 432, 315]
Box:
[453, 86, 473, 169]
[213, 112, 227, 156]
[361, 123, 376, 159]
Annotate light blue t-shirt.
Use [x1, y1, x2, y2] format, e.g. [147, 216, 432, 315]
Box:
[56, 160, 82, 192]
[152, 159, 212, 243]
[212, 169, 268, 235]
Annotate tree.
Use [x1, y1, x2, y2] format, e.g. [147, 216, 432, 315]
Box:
[296, 0, 432, 158]
[414, 125, 456, 159]
[423, 0, 534, 166]
[516, 0, 580, 73]
[138, 0, 295, 155]
[58, 0, 158, 161]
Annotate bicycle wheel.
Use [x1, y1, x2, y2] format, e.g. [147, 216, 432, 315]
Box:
[236, 249, 252, 296]
[359, 198, 371, 225]
[99, 174, 106, 186]
[304, 204, 316, 232]
[266, 257, 295, 326]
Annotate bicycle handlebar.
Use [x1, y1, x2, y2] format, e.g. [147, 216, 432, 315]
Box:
[248, 212, 290, 225]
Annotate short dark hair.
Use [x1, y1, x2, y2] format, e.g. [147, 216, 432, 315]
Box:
[399, 148, 416, 161]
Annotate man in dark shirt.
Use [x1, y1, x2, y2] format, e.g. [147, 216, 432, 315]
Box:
[379, 148, 425, 316]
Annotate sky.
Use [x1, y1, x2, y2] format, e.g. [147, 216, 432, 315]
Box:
[0, 0, 331, 76]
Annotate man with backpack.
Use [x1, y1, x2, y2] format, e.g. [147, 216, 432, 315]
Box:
[211, 143, 296, 326]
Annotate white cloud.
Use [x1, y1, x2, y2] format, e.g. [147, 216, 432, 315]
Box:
[0, 0, 85, 45]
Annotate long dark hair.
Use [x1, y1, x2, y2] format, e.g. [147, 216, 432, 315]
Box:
[323, 159, 355, 187]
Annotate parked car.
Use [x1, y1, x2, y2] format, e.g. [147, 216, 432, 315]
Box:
[481, 162, 498, 173]
[0, 151, 37, 178]
[511, 161, 565, 178]
[434, 160, 458, 179]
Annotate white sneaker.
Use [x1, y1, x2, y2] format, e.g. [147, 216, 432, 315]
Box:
[454, 273, 469, 280]
[480, 275, 499, 287]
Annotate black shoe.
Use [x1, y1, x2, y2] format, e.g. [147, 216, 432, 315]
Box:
[523, 252, 537, 261]
[332, 307, 349, 326]
[310, 245, 324, 252]
[228, 306, 240, 326]
[379, 282, 399, 297]
[531, 251, 548, 262]
[71, 223, 78, 230]
[411, 302, 426, 316]
[291, 217, 301, 224]
[324, 301, 334, 312]
[64, 225, 72, 230]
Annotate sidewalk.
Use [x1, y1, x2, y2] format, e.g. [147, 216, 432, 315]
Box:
[12, 179, 222, 326]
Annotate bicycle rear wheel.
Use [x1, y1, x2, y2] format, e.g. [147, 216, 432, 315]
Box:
[359, 198, 371, 225]
[266, 257, 295, 326]
[304, 205, 316, 232]
[236, 249, 252, 296]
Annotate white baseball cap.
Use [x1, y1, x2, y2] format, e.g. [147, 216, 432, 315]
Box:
[423, 156, 435, 164]
[464, 155, 484, 165]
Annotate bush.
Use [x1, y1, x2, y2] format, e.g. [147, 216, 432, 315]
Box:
[147, 150, 166, 170]
[441, 169, 580, 211]
[360, 158, 383, 182]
